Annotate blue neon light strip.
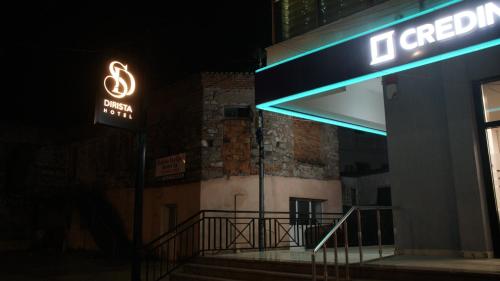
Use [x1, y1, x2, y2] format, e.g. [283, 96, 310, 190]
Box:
[257, 38, 500, 110]
[263, 106, 388, 136]
[256, 0, 462, 73]
[257, 38, 500, 135]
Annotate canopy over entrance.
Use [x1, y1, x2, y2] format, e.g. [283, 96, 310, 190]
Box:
[255, 0, 500, 136]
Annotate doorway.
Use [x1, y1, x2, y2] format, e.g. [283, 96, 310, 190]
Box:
[162, 204, 177, 234]
[477, 78, 500, 257]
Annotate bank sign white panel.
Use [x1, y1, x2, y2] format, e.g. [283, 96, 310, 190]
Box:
[255, 0, 500, 136]
[370, 1, 500, 66]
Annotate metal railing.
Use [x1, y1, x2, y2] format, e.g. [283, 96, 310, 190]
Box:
[311, 206, 395, 281]
[142, 210, 343, 281]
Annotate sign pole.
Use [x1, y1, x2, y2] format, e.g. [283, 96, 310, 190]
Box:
[95, 59, 144, 280]
[257, 110, 265, 251]
[131, 129, 146, 281]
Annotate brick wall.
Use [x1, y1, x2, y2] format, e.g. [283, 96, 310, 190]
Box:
[201, 72, 257, 179]
[263, 112, 339, 180]
[222, 120, 252, 176]
[293, 118, 322, 165]
[147, 74, 204, 186]
[200, 72, 339, 181]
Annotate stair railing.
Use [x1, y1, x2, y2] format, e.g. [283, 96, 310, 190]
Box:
[143, 210, 344, 281]
[311, 206, 395, 281]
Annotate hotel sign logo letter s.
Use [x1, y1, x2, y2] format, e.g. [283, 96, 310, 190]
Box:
[95, 60, 140, 130]
[104, 61, 136, 99]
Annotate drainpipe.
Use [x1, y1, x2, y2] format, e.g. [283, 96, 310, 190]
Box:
[257, 110, 265, 251]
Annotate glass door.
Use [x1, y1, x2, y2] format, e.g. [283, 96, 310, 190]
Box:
[481, 80, 500, 218]
[485, 127, 500, 217]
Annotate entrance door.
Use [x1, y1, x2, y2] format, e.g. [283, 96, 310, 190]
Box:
[477, 79, 500, 257]
[162, 204, 177, 234]
[485, 127, 500, 217]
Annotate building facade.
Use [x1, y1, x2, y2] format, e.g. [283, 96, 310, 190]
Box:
[141, 72, 342, 243]
[258, 0, 500, 258]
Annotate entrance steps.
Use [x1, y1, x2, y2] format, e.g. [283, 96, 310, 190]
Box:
[170, 256, 500, 281]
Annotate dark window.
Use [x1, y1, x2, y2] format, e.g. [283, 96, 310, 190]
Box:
[224, 106, 252, 119]
[351, 188, 357, 205]
[290, 198, 324, 225]
[163, 205, 177, 233]
[376, 186, 392, 206]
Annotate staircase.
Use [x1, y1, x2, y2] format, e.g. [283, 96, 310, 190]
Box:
[171, 256, 500, 281]
[144, 207, 500, 281]
[142, 207, 395, 281]
[171, 256, 342, 281]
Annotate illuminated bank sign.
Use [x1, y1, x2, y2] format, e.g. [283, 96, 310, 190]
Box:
[255, 0, 500, 120]
[94, 60, 141, 130]
[371, 1, 500, 65]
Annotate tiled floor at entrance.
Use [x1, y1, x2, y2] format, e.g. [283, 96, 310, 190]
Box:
[370, 255, 500, 274]
[217, 245, 395, 264]
[217, 246, 500, 274]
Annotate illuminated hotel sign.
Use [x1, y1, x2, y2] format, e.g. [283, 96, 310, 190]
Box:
[370, 2, 500, 65]
[255, 0, 500, 132]
[94, 60, 141, 130]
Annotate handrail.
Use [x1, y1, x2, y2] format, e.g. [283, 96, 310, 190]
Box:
[142, 207, 393, 281]
[143, 209, 345, 281]
[311, 205, 395, 281]
[145, 210, 204, 247]
[198, 209, 343, 215]
[145, 209, 343, 247]
[313, 207, 356, 253]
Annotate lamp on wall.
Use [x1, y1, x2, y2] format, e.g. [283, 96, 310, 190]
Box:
[383, 75, 399, 101]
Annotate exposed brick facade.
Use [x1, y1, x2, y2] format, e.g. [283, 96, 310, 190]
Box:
[149, 72, 341, 182]
[0, 72, 340, 252]
[262, 112, 339, 180]
[147, 74, 203, 185]
[201, 72, 257, 180]
[222, 120, 252, 176]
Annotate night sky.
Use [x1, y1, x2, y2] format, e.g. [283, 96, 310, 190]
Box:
[0, 1, 271, 129]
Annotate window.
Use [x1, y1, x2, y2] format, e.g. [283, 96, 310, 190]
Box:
[290, 198, 324, 225]
[224, 106, 252, 119]
[482, 80, 500, 122]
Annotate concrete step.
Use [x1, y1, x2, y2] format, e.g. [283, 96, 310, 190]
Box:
[182, 263, 318, 281]
[171, 272, 238, 281]
[193, 256, 344, 276]
[190, 256, 500, 281]
[176, 264, 382, 281]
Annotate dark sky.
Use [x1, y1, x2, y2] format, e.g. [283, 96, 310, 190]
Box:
[0, 1, 272, 129]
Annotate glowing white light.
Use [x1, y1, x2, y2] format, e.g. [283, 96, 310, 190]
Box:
[400, 28, 418, 50]
[454, 10, 478, 35]
[369, 2, 500, 66]
[435, 16, 455, 41]
[478, 5, 487, 28]
[412, 50, 423, 57]
[416, 24, 436, 46]
[104, 61, 136, 99]
[486, 2, 500, 25]
[370, 30, 396, 65]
